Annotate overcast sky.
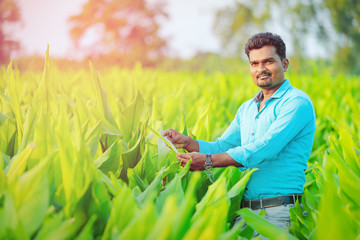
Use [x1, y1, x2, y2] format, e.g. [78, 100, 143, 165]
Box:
[12, 0, 236, 59]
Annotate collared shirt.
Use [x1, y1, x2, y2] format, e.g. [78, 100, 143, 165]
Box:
[198, 79, 316, 200]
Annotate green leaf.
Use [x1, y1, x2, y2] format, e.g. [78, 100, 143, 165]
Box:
[227, 168, 257, 199]
[89, 61, 120, 135]
[204, 170, 214, 183]
[101, 183, 139, 239]
[128, 168, 148, 192]
[0, 151, 10, 170]
[117, 200, 156, 239]
[219, 218, 246, 240]
[0, 117, 16, 158]
[192, 172, 229, 222]
[36, 210, 87, 240]
[155, 174, 184, 213]
[7, 61, 23, 150]
[75, 215, 97, 240]
[84, 121, 105, 158]
[0, 111, 7, 125]
[185, 177, 230, 239]
[136, 166, 167, 205]
[87, 179, 110, 236]
[0, 191, 28, 240]
[120, 131, 143, 182]
[118, 90, 144, 142]
[94, 140, 123, 176]
[33, 210, 63, 240]
[5, 143, 35, 183]
[13, 154, 52, 236]
[18, 106, 37, 152]
[26, 108, 55, 169]
[147, 196, 180, 240]
[0, 166, 6, 194]
[180, 108, 188, 135]
[316, 168, 358, 239]
[237, 208, 297, 240]
[33, 45, 54, 113]
[191, 100, 212, 141]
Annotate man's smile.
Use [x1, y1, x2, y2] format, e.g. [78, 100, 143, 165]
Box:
[257, 73, 271, 80]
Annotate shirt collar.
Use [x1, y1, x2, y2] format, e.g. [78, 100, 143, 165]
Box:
[253, 79, 291, 103]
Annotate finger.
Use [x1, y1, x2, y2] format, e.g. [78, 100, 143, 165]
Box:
[177, 156, 189, 166]
[179, 159, 188, 167]
[176, 153, 190, 159]
[181, 157, 190, 166]
[176, 156, 189, 162]
[161, 129, 171, 137]
[173, 143, 184, 148]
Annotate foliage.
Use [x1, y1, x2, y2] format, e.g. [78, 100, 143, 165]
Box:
[0, 49, 360, 239]
[213, 0, 360, 74]
[324, 0, 360, 74]
[68, 0, 168, 67]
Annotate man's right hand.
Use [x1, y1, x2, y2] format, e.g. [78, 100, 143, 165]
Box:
[161, 129, 199, 152]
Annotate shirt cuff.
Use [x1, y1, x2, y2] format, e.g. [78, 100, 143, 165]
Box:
[226, 147, 248, 169]
[197, 140, 214, 154]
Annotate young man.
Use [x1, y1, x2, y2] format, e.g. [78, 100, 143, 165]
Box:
[162, 32, 316, 231]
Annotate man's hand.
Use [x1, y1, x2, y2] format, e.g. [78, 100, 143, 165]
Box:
[176, 152, 206, 171]
[162, 129, 199, 152]
[177, 152, 243, 171]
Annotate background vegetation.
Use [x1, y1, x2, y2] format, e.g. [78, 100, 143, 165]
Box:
[0, 47, 359, 239]
[0, 0, 359, 239]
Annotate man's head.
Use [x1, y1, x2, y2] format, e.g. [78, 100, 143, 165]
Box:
[245, 32, 289, 89]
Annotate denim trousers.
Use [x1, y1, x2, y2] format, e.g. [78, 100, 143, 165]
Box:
[234, 204, 295, 239]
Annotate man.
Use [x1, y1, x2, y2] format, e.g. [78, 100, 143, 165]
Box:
[162, 32, 316, 232]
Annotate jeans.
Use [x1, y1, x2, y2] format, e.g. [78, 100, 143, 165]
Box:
[234, 204, 295, 239]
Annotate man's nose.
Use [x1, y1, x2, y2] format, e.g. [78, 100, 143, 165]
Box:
[257, 63, 267, 72]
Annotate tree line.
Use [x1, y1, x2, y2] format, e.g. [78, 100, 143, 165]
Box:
[1, 0, 359, 74]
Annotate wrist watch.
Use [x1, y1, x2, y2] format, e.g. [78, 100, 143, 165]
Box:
[204, 154, 213, 171]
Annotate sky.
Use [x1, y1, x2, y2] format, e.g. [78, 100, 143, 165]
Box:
[12, 0, 235, 60]
[10, 0, 325, 60]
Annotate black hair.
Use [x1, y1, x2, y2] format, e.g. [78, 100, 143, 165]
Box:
[245, 32, 286, 60]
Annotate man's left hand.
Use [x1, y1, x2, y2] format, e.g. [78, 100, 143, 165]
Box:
[176, 152, 206, 171]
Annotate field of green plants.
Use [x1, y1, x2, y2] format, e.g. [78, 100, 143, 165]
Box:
[0, 48, 359, 240]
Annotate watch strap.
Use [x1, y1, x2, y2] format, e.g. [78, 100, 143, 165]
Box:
[206, 154, 212, 164]
[204, 154, 213, 171]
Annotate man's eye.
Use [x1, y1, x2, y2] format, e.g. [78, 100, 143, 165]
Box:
[251, 63, 258, 66]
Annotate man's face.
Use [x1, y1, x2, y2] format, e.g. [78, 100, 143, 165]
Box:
[248, 45, 289, 89]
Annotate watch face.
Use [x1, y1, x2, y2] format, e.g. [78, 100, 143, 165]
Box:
[204, 163, 213, 171]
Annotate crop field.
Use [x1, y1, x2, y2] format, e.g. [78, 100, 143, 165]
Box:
[0, 48, 359, 240]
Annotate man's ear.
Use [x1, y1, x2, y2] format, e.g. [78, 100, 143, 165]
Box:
[283, 58, 289, 72]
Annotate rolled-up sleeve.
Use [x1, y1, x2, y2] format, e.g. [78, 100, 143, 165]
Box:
[198, 106, 242, 154]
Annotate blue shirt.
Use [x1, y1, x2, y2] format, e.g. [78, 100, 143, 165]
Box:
[198, 79, 316, 200]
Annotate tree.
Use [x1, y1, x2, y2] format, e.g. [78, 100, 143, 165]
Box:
[324, 0, 360, 73]
[69, 0, 168, 67]
[0, 0, 21, 65]
[213, 0, 360, 74]
[213, 1, 271, 57]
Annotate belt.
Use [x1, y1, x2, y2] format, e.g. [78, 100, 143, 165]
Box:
[241, 194, 302, 210]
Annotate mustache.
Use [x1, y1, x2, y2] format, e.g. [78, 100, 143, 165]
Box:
[256, 71, 271, 78]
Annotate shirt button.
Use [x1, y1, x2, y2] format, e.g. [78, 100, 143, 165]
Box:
[256, 116, 259, 119]
[251, 133, 254, 136]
